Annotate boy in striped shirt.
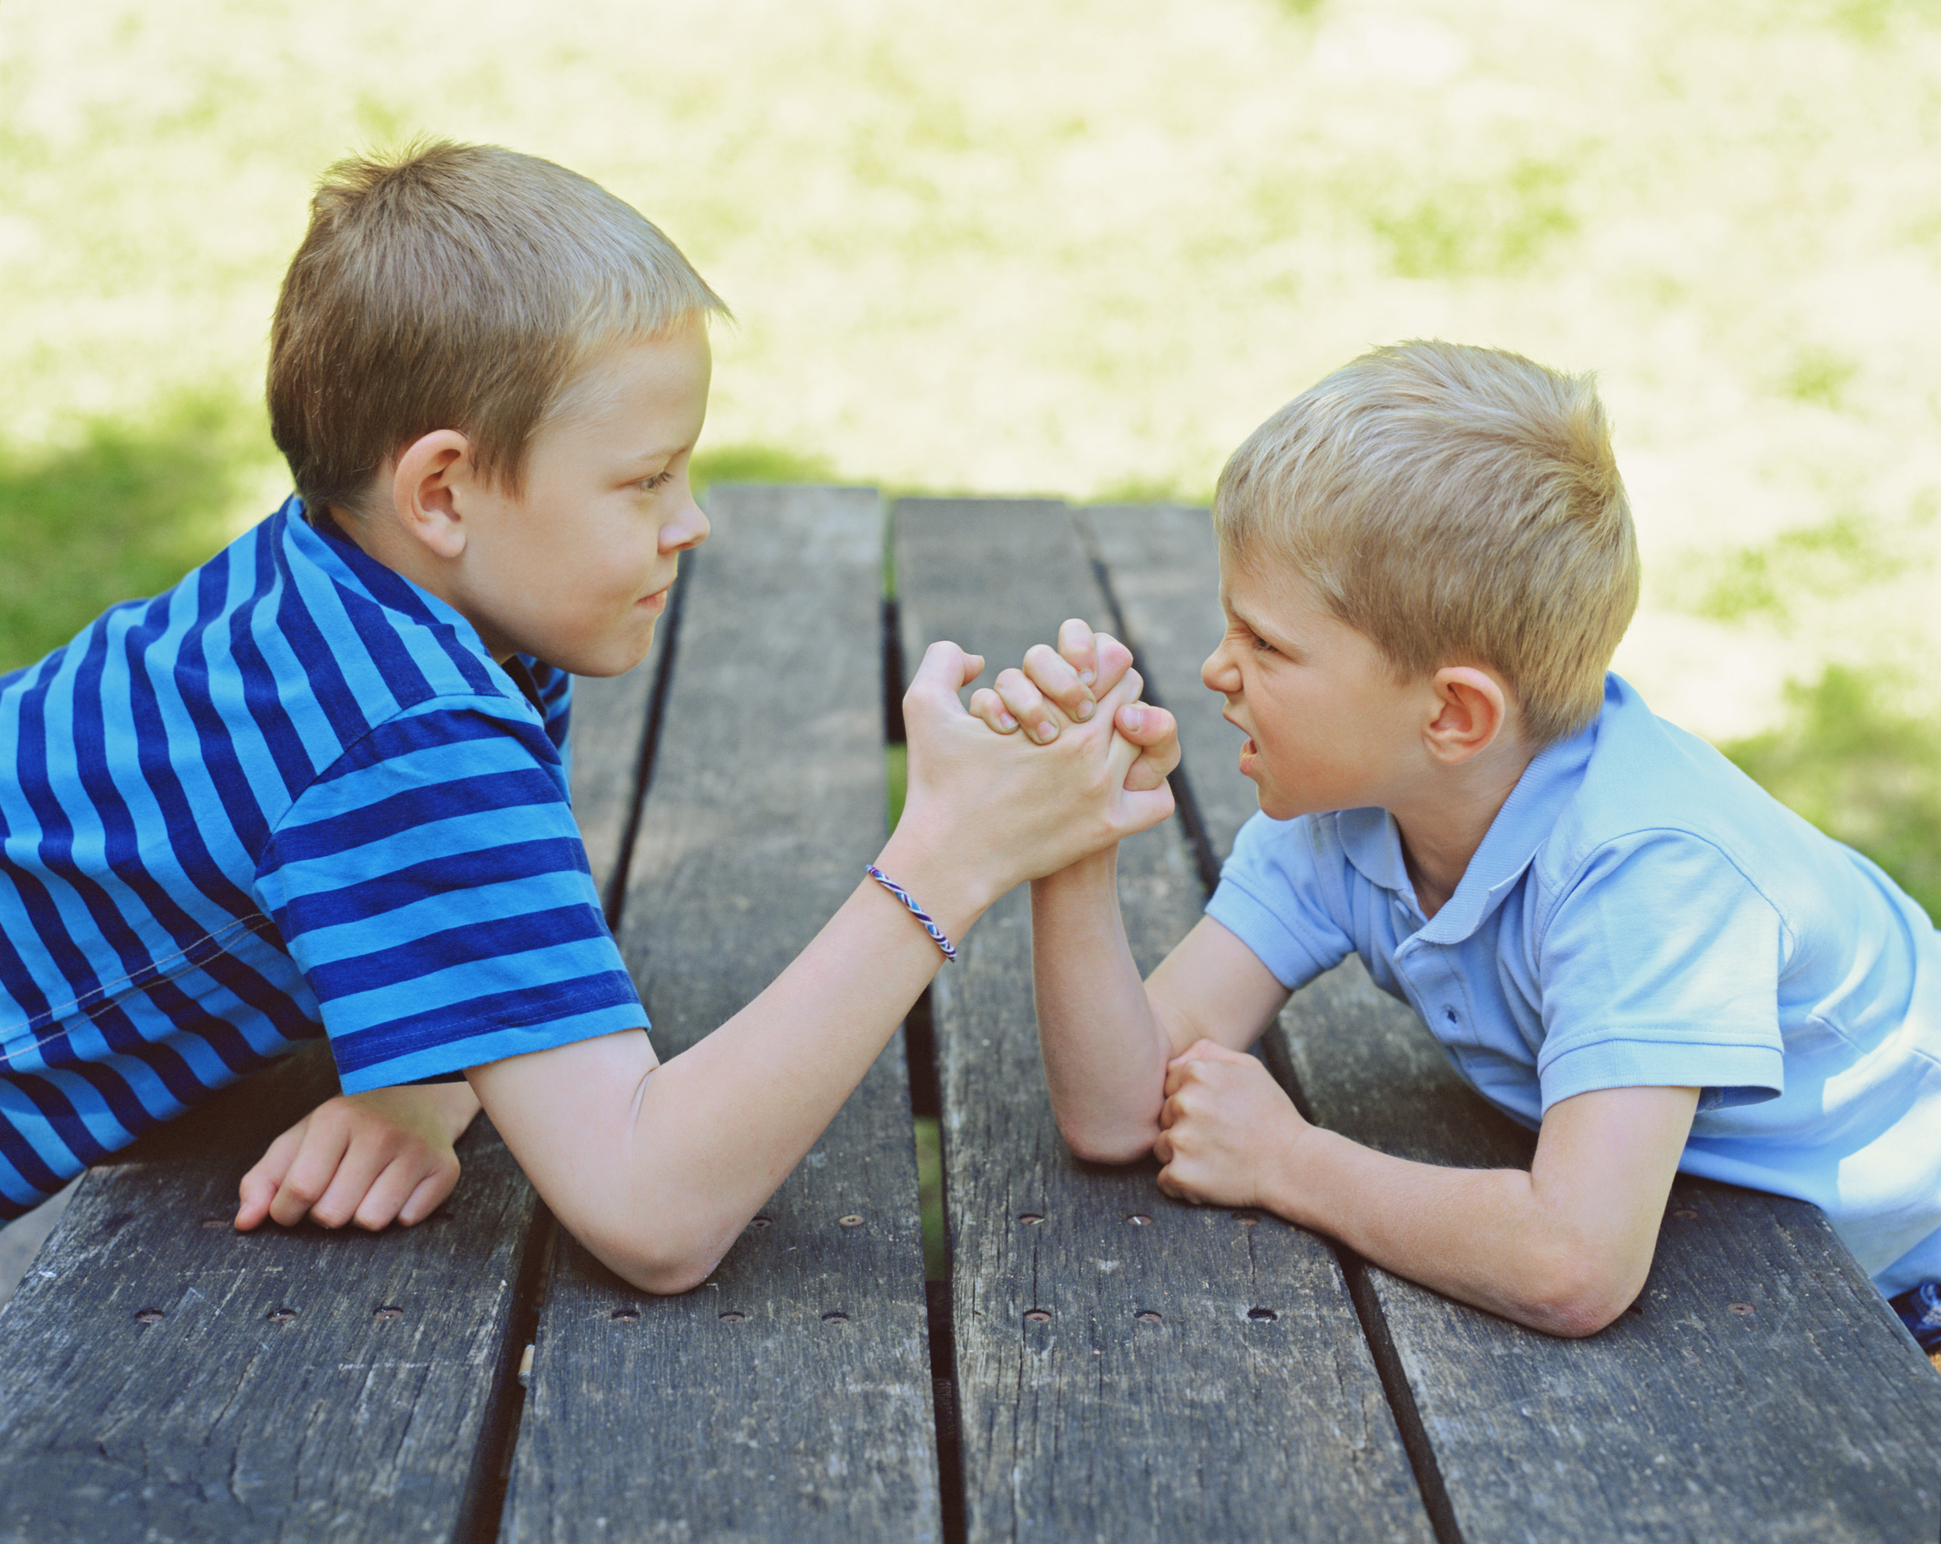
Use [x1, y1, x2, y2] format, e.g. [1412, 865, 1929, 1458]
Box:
[0, 142, 1181, 1292]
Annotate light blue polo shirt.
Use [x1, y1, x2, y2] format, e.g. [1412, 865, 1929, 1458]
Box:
[1207, 673, 1941, 1296]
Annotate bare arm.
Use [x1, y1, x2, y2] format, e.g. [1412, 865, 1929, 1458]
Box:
[1155, 1044, 1700, 1337]
[1030, 872, 1289, 1160]
[469, 641, 1173, 1294]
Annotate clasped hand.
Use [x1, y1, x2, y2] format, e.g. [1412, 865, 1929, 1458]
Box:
[965, 618, 1178, 793]
[1153, 1039, 1311, 1212]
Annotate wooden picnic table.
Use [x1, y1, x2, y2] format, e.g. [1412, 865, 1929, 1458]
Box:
[1, 487, 1937, 1544]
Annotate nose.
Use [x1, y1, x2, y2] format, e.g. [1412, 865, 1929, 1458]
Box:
[1202, 638, 1240, 696]
[661, 490, 711, 554]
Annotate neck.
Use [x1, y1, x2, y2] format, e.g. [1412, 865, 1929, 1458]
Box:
[1391, 737, 1538, 919]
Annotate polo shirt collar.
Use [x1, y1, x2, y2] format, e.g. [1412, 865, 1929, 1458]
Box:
[283, 497, 496, 659]
[280, 497, 544, 718]
[1335, 697, 1600, 944]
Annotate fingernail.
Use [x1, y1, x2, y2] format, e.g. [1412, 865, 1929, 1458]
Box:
[1032, 721, 1056, 743]
[999, 712, 1018, 730]
[1124, 706, 1143, 732]
[1079, 669, 1096, 685]
[1075, 699, 1095, 721]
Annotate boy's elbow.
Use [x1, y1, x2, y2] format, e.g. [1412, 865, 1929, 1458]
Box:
[570, 1216, 732, 1297]
[1056, 1112, 1158, 1167]
[594, 1239, 724, 1297]
[1516, 1251, 1644, 1339]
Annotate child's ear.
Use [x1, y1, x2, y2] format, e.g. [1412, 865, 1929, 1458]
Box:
[1423, 666, 1512, 765]
[390, 430, 475, 560]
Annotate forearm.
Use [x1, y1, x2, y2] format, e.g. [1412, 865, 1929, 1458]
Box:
[1030, 850, 1176, 1162]
[1269, 1130, 1649, 1337]
[475, 865, 968, 1293]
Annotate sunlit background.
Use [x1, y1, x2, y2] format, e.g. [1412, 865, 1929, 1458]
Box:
[5, 0, 1941, 910]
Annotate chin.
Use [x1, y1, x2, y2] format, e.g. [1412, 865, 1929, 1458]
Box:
[546, 627, 656, 678]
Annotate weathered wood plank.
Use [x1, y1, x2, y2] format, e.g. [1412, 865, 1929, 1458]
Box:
[569, 626, 670, 916]
[896, 496, 1431, 1544]
[0, 1042, 543, 1544]
[1112, 505, 1941, 1541]
[502, 485, 942, 1544]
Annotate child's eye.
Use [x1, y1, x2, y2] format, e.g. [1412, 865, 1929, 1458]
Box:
[638, 469, 674, 492]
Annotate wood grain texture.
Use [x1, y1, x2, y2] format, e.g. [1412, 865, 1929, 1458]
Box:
[1075, 504, 1253, 866]
[0, 1042, 543, 1544]
[896, 497, 1431, 1544]
[502, 485, 943, 1544]
[1107, 509, 1941, 1542]
[569, 630, 669, 913]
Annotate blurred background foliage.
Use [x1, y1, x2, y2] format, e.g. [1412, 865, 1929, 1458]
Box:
[3, 0, 1941, 912]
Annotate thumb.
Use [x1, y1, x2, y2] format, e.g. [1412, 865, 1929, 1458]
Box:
[1117, 781, 1177, 834]
[1114, 702, 1176, 745]
[905, 641, 986, 718]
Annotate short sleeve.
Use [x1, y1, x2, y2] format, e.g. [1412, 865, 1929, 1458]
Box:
[1204, 812, 1355, 990]
[1535, 831, 1786, 1113]
[253, 700, 646, 1092]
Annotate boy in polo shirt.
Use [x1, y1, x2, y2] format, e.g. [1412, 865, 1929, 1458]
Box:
[996, 340, 1941, 1342]
[0, 141, 1180, 1292]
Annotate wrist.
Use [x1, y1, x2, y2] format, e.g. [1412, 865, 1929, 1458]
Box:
[1261, 1115, 1338, 1232]
[1030, 844, 1117, 897]
[424, 1079, 483, 1140]
[871, 826, 996, 948]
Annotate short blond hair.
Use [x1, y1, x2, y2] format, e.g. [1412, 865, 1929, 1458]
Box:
[1213, 341, 1637, 745]
[268, 140, 727, 515]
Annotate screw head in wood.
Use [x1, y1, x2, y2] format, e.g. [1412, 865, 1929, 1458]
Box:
[1018, 1213, 1045, 1225]
[1135, 1310, 1163, 1324]
[719, 1311, 748, 1323]
[1672, 1208, 1698, 1221]
[822, 1311, 850, 1323]
[1729, 1303, 1754, 1316]
[373, 1305, 403, 1320]
[749, 1215, 773, 1229]
[134, 1308, 164, 1324]
[1023, 1309, 1051, 1324]
[1127, 1214, 1153, 1226]
[266, 1308, 297, 1323]
[1246, 1307, 1277, 1321]
[838, 1215, 864, 1228]
[611, 1308, 640, 1322]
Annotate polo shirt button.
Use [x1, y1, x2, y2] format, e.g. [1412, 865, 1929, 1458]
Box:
[1443, 1006, 1459, 1025]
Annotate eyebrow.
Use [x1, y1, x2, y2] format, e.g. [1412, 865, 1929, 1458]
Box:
[1224, 592, 1304, 657]
[618, 444, 687, 474]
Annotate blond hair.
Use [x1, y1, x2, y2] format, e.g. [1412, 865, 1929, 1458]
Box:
[1213, 341, 1637, 745]
[268, 140, 727, 515]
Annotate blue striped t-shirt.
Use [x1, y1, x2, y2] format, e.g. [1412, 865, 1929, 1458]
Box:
[0, 497, 647, 1218]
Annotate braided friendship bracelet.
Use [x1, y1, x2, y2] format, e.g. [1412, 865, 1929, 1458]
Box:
[865, 864, 957, 961]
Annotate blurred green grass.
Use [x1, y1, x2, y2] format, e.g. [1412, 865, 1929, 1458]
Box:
[1724, 667, 1941, 919]
[0, 400, 265, 675]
